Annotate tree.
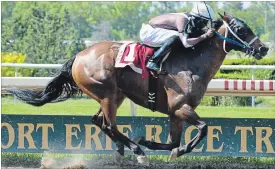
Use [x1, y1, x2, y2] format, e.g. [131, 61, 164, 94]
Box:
[1, 2, 85, 76]
[257, 2, 275, 50]
[103, 2, 152, 40]
[1, 1, 15, 20]
[222, 2, 243, 13]
[63, 2, 110, 39]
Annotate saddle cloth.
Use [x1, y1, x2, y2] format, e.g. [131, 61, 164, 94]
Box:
[115, 42, 154, 78]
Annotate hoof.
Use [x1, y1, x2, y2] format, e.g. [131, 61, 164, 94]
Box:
[137, 155, 149, 166]
[169, 148, 179, 161]
[114, 151, 123, 163]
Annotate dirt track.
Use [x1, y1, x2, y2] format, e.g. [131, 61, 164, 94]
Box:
[2, 163, 275, 169]
[2, 155, 275, 169]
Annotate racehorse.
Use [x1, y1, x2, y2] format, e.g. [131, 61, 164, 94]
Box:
[9, 13, 269, 165]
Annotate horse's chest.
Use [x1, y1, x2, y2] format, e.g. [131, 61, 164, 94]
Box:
[177, 72, 207, 101]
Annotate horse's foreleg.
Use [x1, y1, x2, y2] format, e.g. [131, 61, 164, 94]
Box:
[170, 104, 207, 159]
[134, 115, 183, 151]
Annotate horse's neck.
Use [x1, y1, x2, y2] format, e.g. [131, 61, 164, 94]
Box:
[168, 35, 227, 83]
[200, 36, 227, 82]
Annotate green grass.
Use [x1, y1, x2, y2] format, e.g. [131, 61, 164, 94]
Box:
[2, 97, 275, 118]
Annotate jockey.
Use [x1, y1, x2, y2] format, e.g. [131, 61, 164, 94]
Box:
[140, 3, 216, 72]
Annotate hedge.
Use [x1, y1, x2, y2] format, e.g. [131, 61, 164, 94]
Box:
[222, 58, 275, 65]
[214, 58, 275, 80]
[1, 52, 33, 77]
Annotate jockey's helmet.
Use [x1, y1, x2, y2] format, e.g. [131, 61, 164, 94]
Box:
[190, 3, 214, 21]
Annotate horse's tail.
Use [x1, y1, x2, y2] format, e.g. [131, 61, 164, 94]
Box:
[8, 56, 82, 106]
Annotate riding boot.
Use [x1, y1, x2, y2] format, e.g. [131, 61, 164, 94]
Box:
[146, 35, 178, 72]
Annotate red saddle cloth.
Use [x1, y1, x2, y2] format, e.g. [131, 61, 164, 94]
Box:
[116, 42, 154, 78]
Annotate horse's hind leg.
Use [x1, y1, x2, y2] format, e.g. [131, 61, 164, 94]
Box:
[92, 111, 125, 162]
[170, 104, 207, 160]
[91, 91, 125, 162]
[71, 43, 147, 164]
[100, 95, 149, 166]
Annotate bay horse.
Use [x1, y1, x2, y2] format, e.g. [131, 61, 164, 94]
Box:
[9, 13, 269, 165]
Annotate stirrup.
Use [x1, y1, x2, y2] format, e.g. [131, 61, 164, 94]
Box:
[146, 61, 160, 71]
[156, 69, 167, 75]
[148, 67, 167, 77]
[147, 61, 167, 76]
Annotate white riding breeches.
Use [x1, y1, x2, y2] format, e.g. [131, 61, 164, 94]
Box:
[139, 24, 179, 47]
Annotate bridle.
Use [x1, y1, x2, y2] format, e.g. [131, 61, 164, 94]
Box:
[202, 2, 259, 55]
[215, 19, 259, 54]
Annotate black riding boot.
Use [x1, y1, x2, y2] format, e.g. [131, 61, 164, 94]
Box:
[146, 35, 178, 72]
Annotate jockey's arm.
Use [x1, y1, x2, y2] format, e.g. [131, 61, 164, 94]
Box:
[176, 16, 208, 48]
[179, 33, 207, 48]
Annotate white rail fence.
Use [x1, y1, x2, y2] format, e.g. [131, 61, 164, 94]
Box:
[2, 63, 275, 115]
[3, 63, 275, 70]
[2, 77, 275, 96]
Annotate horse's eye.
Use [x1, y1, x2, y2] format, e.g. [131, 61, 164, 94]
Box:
[237, 27, 245, 35]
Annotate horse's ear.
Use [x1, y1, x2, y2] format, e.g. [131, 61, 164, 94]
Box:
[218, 12, 223, 19]
[224, 12, 233, 18]
[223, 12, 233, 23]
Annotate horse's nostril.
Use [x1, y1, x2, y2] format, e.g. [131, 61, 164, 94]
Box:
[260, 47, 269, 53]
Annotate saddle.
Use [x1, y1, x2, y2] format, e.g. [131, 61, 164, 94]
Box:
[115, 42, 156, 78]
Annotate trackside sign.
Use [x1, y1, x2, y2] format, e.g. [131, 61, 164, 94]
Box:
[1, 114, 275, 157]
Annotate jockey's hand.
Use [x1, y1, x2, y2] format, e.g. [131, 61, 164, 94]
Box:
[205, 28, 216, 38]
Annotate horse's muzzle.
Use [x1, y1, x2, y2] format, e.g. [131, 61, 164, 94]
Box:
[259, 46, 269, 56]
[251, 46, 269, 60]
